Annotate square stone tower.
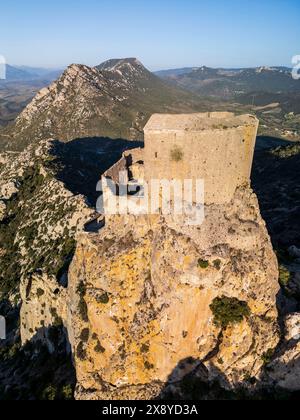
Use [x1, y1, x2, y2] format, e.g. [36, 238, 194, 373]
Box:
[143, 112, 259, 204]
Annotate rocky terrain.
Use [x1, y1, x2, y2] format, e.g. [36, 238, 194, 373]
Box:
[0, 58, 300, 400]
[0, 136, 140, 399]
[0, 58, 208, 152]
[68, 184, 280, 400]
[1, 134, 299, 400]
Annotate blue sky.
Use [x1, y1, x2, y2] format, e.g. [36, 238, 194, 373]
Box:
[0, 0, 299, 70]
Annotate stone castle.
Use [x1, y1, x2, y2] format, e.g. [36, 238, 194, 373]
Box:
[66, 112, 279, 400]
[102, 112, 259, 209]
[15, 113, 280, 400]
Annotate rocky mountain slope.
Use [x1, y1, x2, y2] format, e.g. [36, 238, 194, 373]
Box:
[0, 58, 208, 152]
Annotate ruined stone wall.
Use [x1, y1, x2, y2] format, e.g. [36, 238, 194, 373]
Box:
[144, 113, 259, 204]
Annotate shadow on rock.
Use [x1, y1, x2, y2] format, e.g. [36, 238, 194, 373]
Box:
[0, 312, 75, 400]
[252, 137, 300, 250]
[47, 137, 143, 206]
[156, 354, 300, 401]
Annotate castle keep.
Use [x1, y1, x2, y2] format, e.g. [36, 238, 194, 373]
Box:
[69, 112, 280, 400]
[144, 112, 259, 204]
[102, 112, 259, 217]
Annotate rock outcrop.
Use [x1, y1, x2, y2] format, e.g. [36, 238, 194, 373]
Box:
[67, 184, 279, 399]
[5, 112, 300, 400]
[0, 139, 94, 301]
[59, 112, 280, 400]
[266, 313, 300, 392]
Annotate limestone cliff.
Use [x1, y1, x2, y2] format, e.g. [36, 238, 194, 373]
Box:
[67, 185, 279, 400]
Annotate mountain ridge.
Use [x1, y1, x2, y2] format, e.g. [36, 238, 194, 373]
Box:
[156, 65, 299, 98]
[0, 58, 209, 152]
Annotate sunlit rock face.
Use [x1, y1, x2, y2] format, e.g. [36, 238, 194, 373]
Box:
[66, 113, 279, 400]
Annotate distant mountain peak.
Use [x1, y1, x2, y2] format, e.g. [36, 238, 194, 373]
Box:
[256, 66, 274, 73]
[1, 57, 204, 151]
[97, 57, 141, 69]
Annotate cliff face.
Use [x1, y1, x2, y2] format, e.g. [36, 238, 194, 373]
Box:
[0, 140, 94, 300]
[67, 184, 279, 400]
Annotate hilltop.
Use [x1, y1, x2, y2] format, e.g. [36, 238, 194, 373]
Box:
[0, 58, 208, 152]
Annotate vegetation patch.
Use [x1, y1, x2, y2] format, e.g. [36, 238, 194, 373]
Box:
[80, 328, 90, 342]
[0, 166, 44, 294]
[198, 259, 209, 269]
[213, 259, 222, 270]
[271, 144, 300, 159]
[140, 342, 150, 353]
[144, 361, 154, 370]
[0, 327, 75, 400]
[77, 281, 88, 322]
[97, 292, 110, 305]
[262, 349, 275, 365]
[76, 342, 87, 361]
[210, 296, 250, 328]
[278, 265, 291, 287]
[36, 288, 45, 298]
[170, 146, 184, 162]
[94, 340, 106, 354]
[0, 163, 77, 296]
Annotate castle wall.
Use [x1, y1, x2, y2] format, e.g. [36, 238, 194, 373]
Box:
[144, 113, 259, 204]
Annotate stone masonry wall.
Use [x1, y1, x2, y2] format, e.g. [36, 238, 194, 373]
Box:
[144, 113, 259, 204]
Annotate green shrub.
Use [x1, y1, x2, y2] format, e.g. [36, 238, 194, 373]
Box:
[80, 328, 90, 342]
[78, 299, 88, 322]
[97, 292, 110, 304]
[279, 265, 291, 287]
[36, 288, 45, 297]
[94, 341, 106, 354]
[213, 259, 222, 270]
[262, 349, 275, 365]
[0, 343, 21, 361]
[198, 259, 209, 269]
[76, 342, 87, 361]
[140, 343, 150, 354]
[144, 361, 154, 370]
[41, 385, 57, 401]
[210, 296, 250, 328]
[77, 281, 88, 322]
[61, 384, 73, 400]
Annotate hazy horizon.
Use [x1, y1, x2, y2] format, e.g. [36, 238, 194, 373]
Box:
[1, 0, 299, 70]
[8, 61, 294, 73]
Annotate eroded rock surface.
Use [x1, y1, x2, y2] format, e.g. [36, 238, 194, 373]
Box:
[266, 313, 300, 392]
[67, 185, 280, 400]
